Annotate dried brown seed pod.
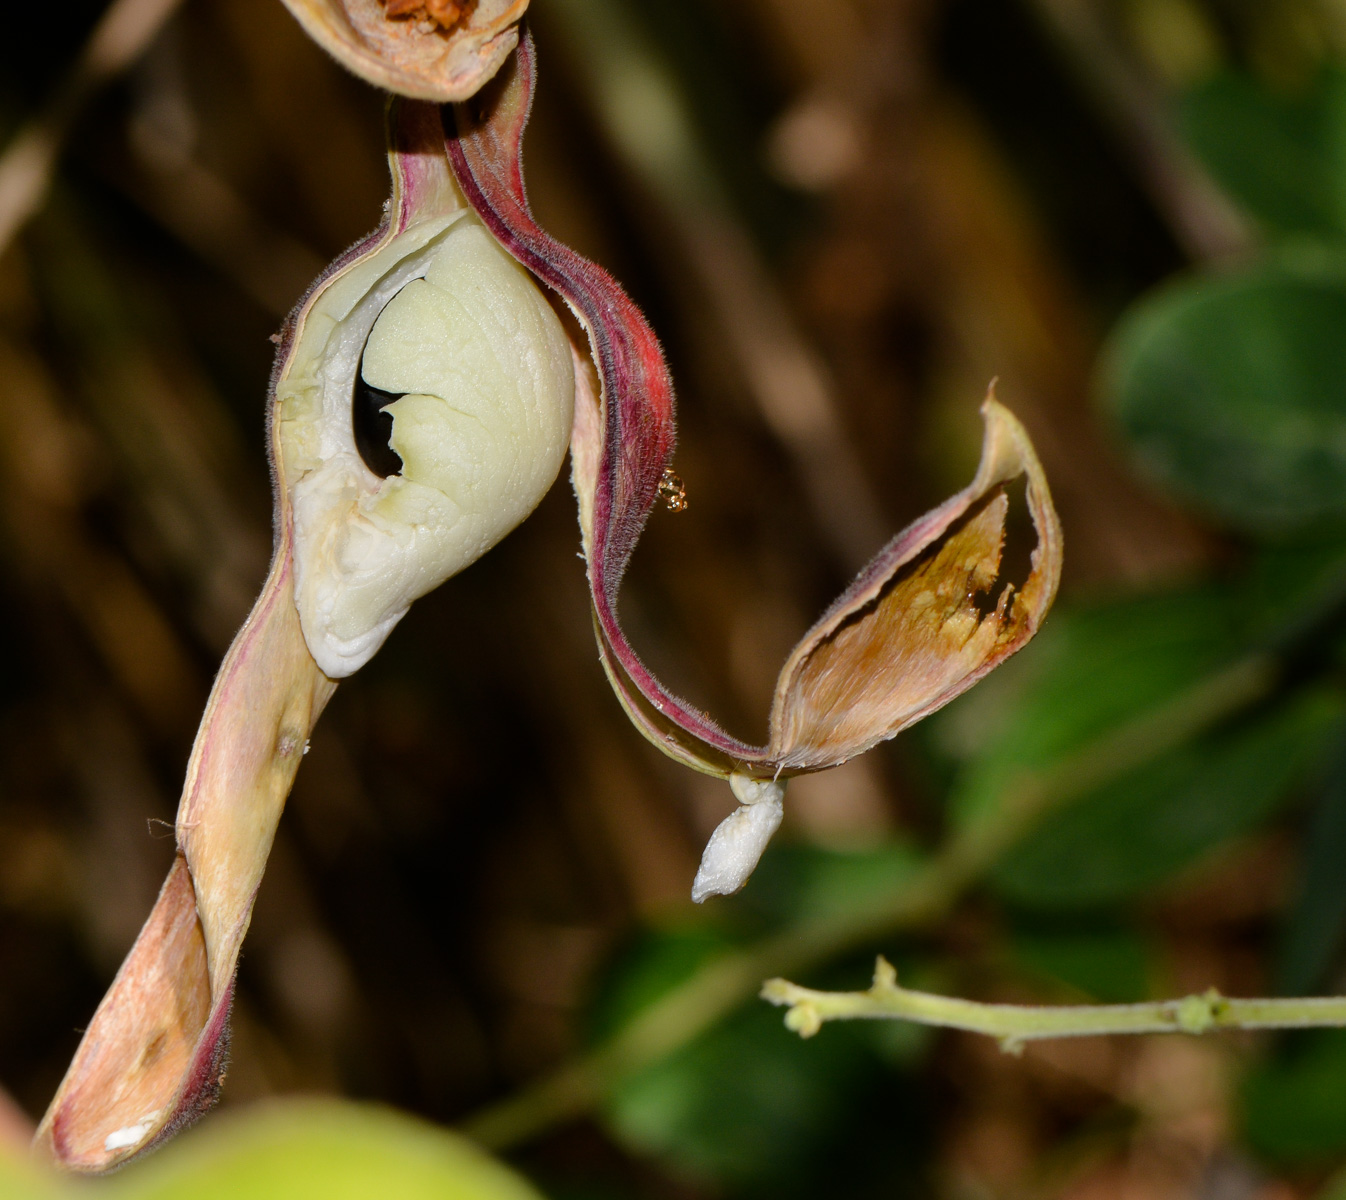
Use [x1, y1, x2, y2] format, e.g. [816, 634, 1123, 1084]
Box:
[279, 0, 527, 102]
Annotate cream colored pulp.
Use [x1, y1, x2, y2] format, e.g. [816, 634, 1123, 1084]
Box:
[277, 211, 574, 678]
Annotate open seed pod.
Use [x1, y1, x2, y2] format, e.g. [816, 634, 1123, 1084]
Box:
[276, 103, 572, 677]
[34, 100, 572, 1173]
[447, 33, 1064, 901]
[37, 32, 1061, 1171]
[280, 0, 527, 102]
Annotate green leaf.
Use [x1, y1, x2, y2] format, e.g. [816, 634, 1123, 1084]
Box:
[1243, 1030, 1346, 1165]
[1101, 254, 1346, 534]
[1278, 740, 1346, 995]
[993, 688, 1343, 909]
[109, 1101, 543, 1200]
[584, 925, 735, 1044]
[1318, 1165, 1346, 1200]
[588, 911, 929, 1190]
[1178, 68, 1346, 240]
[1240, 533, 1346, 648]
[938, 567, 1346, 909]
[1010, 926, 1152, 1002]
[942, 586, 1241, 828]
[735, 842, 925, 930]
[601, 1000, 887, 1189]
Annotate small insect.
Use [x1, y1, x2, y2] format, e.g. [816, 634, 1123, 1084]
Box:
[659, 467, 689, 512]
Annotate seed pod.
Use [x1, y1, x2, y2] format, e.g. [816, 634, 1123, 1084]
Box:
[34, 99, 571, 1173]
[276, 127, 572, 676]
[279, 0, 528, 102]
[38, 34, 1062, 1172]
[447, 36, 1063, 897]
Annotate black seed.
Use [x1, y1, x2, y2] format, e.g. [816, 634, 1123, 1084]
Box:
[353, 350, 405, 478]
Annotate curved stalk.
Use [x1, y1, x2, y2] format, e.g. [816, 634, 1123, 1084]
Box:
[764, 957, 1346, 1053]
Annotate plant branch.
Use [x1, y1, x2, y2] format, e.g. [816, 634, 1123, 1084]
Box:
[462, 654, 1274, 1149]
[764, 956, 1346, 1053]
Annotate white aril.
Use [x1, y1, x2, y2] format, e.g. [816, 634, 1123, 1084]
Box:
[277, 211, 573, 677]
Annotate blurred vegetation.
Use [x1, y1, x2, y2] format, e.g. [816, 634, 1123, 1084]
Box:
[8, 0, 1346, 1197]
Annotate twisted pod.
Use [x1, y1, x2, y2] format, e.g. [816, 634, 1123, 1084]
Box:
[36, 28, 1059, 1172]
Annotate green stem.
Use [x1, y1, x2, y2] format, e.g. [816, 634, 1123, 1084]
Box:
[462, 655, 1274, 1150]
[763, 957, 1346, 1053]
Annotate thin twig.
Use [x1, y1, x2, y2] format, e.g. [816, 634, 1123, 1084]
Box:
[462, 654, 1274, 1149]
[0, 0, 186, 255]
[764, 956, 1346, 1054]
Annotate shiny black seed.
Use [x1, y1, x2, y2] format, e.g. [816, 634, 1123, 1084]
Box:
[353, 350, 405, 478]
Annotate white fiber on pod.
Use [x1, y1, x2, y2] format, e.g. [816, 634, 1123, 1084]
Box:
[691, 774, 787, 903]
